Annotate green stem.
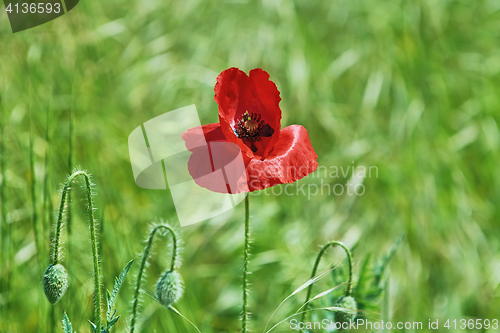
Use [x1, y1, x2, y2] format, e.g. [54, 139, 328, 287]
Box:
[242, 194, 250, 333]
[30, 109, 41, 272]
[66, 107, 74, 286]
[300, 241, 353, 325]
[29, 107, 43, 333]
[42, 106, 51, 267]
[51, 171, 102, 330]
[42, 106, 52, 333]
[383, 278, 389, 329]
[130, 224, 178, 333]
[0, 94, 9, 323]
[67, 106, 74, 235]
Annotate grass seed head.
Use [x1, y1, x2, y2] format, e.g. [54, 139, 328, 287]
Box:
[156, 269, 183, 307]
[43, 263, 68, 304]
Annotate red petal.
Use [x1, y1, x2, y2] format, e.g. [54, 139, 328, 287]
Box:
[182, 124, 318, 193]
[245, 125, 318, 191]
[214, 68, 282, 158]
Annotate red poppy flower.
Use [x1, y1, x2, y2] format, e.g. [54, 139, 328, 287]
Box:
[182, 67, 318, 193]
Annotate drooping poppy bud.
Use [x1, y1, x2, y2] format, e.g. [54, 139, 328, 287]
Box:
[43, 263, 68, 304]
[334, 296, 357, 327]
[156, 270, 183, 307]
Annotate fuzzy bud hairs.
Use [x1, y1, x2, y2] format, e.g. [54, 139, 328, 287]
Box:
[43, 263, 68, 304]
[156, 269, 184, 307]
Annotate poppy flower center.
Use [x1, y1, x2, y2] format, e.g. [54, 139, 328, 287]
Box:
[245, 119, 259, 134]
[234, 111, 274, 153]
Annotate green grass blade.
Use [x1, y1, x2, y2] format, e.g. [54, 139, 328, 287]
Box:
[264, 265, 338, 333]
[168, 306, 201, 333]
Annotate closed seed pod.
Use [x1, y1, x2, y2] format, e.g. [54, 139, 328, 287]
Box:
[43, 263, 68, 304]
[155, 270, 183, 307]
[334, 296, 357, 328]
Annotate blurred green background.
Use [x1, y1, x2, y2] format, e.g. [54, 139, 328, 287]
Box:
[1, 0, 500, 332]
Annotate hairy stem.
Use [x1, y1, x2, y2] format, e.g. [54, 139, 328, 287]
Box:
[242, 194, 250, 333]
[300, 241, 353, 325]
[130, 224, 177, 333]
[51, 170, 102, 330]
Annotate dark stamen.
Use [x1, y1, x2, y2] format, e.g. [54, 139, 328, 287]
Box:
[234, 111, 274, 148]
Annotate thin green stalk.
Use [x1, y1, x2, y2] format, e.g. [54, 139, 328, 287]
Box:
[0, 94, 9, 322]
[242, 194, 250, 333]
[66, 72, 76, 321]
[39, 80, 53, 333]
[49, 302, 55, 333]
[30, 108, 41, 272]
[300, 241, 353, 325]
[42, 106, 51, 266]
[67, 106, 74, 235]
[130, 224, 178, 333]
[30, 107, 43, 333]
[51, 171, 102, 330]
[383, 278, 389, 333]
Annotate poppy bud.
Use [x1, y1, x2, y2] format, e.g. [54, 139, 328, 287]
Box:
[156, 270, 183, 307]
[43, 263, 68, 304]
[334, 296, 357, 328]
